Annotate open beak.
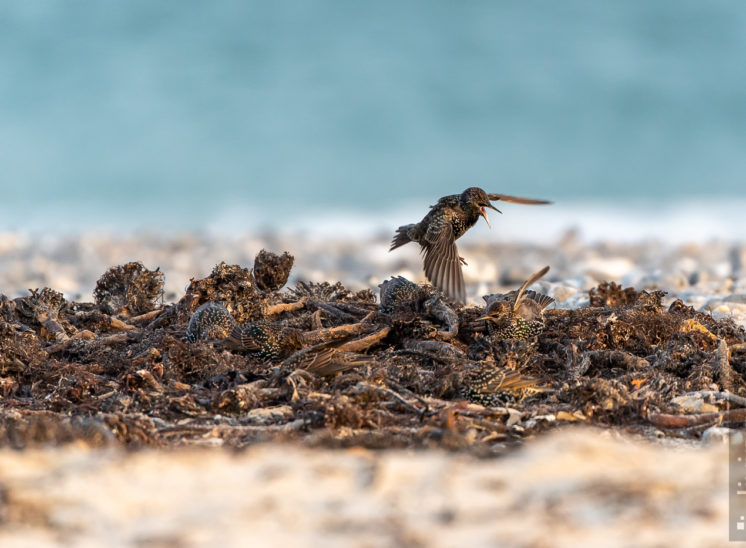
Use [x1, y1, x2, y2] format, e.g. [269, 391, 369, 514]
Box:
[480, 205, 500, 228]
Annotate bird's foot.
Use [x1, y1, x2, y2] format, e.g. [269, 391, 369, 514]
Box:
[459, 257, 468, 266]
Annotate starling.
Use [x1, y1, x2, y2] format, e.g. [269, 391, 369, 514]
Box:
[186, 301, 303, 361]
[283, 342, 373, 377]
[390, 187, 550, 303]
[477, 266, 554, 341]
[186, 301, 237, 343]
[378, 276, 459, 338]
[225, 320, 303, 362]
[462, 364, 550, 406]
[378, 276, 428, 313]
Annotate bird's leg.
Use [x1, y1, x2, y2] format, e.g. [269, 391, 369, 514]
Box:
[459, 256, 468, 266]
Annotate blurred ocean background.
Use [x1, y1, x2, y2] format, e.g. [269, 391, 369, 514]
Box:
[1, 1, 745, 241]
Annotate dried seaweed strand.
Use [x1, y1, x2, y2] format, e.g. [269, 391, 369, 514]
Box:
[681, 390, 746, 408]
[337, 327, 391, 352]
[263, 298, 307, 316]
[648, 407, 746, 428]
[302, 319, 374, 345]
[350, 382, 424, 417]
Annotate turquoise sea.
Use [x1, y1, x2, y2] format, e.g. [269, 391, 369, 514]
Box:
[1, 1, 745, 237]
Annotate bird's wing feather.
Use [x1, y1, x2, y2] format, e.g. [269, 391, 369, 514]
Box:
[295, 347, 335, 374]
[483, 290, 515, 310]
[298, 348, 370, 376]
[489, 370, 540, 392]
[224, 325, 261, 351]
[522, 290, 555, 310]
[513, 266, 550, 312]
[431, 194, 460, 209]
[422, 218, 465, 303]
[488, 193, 551, 205]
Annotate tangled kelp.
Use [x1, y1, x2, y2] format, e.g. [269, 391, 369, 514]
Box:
[1, 254, 745, 453]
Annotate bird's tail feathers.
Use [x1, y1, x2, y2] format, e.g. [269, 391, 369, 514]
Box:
[390, 225, 415, 251]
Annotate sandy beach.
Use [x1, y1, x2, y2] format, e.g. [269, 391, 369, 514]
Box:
[1, 231, 744, 546]
[0, 428, 730, 547]
[2, 230, 745, 324]
[5, 1, 746, 544]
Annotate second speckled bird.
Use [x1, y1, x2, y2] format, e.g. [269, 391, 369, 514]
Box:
[478, 266, 554, 341]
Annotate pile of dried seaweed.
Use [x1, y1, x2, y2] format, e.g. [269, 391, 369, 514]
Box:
[1, 250, 745, 454]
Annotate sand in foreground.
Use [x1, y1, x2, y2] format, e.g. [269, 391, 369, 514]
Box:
[0, 428, 728, 547]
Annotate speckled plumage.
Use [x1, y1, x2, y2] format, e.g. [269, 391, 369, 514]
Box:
[390, 188, 550, 303]
[283, 343, 373, 376]
[462, 365, 546, 406]
[186, 301, 237, 343]
[228, 320, 303, 362]
[186, 301, 302, 361]
[479, 266, 554, 342]
[378, 276, 426, 313]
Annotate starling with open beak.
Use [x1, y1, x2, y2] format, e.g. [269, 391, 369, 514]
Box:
[390, 187, 550, 303]
[477, 265, 554, 341]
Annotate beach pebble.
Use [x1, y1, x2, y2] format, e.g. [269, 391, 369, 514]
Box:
[1, 233, 746, 330]
[732, 277, 746, 293]
[672, 256, 699, 275]
[505, 408, 523, 427]
[468, 261, 498, 284]
[578, 257, 635, 281]
[702, 299, 728, 313]
[671, 395, 718, 414]
[711, 261, 732, 278]
[701, 426, 735, 446]
[245, 405, 294, 426]
[564, 274, 598, 292]
[659, 273, 690, 291]
[548, 283, 578, 303]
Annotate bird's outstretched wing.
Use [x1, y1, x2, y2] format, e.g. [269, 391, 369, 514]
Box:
[488, 193, 552, 205]
[512, 266, 550, 312]
[422, 215, 465, 303]
[521, 290, 555, 311]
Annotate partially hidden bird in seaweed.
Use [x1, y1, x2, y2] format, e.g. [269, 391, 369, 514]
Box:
[462, 364, 552, 406]
[186, 301, 372, 376]
[477, 265, 554, 341]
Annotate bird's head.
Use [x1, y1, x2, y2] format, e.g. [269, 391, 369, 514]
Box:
[476, 300, 512, 322]
[460, 187, 500, 228]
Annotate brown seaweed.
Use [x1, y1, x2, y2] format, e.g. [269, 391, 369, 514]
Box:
[2, 252, 746, 454]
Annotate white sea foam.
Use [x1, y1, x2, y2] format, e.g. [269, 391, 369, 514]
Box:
[2, 198, 745, 245]
[204, 198, 746, 245]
